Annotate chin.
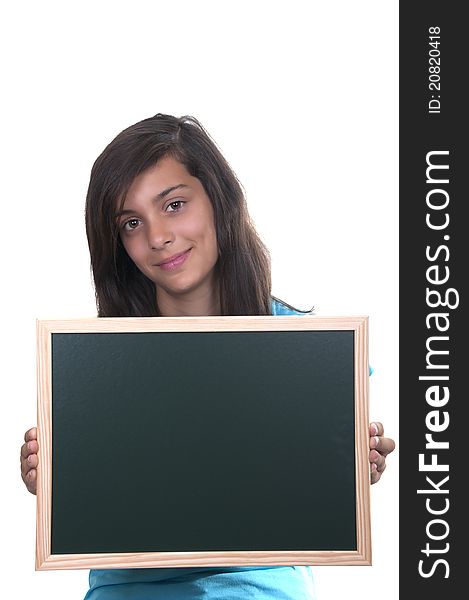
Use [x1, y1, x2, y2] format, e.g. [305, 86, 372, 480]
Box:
[163, 280, 200, 296]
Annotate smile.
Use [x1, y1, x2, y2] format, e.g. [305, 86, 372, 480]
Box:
[155, 249, 192, 271]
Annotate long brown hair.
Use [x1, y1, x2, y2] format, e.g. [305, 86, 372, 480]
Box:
[85, 114, 272, 317]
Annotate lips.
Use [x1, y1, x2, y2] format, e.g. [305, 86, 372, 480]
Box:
[156, 249, 191, 271]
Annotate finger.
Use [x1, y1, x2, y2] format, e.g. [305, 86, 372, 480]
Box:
[369, 449, 386, 473]
[26, 453, 38, 470]
[22, 468, 37, 494]
[20, 443, 28, 460]
[376, 436, 396, 457]
[20, 440, 38, 459]
[370, 464, 381, 485]
[21, 458, 31, 477]
[24, 427, 37, 442]
[369, 435, 396, 455]
[369, 422, 384, 437]
[21, 451, 38, 476]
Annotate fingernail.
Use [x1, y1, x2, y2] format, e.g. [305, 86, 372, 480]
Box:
[371, 423, 378, 436]
[373, 436, 380, 449]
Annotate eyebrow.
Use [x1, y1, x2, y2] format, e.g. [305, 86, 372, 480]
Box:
[157, 183, 189, 199]
[115, 184, 189, 217]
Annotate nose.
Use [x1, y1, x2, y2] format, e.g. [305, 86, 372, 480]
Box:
[147, 218, 175, 250]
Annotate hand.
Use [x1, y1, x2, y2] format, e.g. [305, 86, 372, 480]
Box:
[369, 422, 395, 484]
[20, 427, 39, 495]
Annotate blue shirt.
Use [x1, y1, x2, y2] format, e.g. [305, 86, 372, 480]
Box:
[85, 299, 316, 599]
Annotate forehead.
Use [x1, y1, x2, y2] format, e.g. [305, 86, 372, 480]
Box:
[124, 156, 193, 203]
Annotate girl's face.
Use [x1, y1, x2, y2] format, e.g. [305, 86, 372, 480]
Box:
[117, 156, 219, 313]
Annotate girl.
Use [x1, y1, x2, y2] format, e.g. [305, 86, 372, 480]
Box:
[20, 113, 395, 599]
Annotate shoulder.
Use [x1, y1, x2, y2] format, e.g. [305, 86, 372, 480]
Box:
[270, 298, 373, 375]
[271, 296, 315, 316]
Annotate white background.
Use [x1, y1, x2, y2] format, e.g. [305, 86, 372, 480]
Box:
[1, 1, 398, 598]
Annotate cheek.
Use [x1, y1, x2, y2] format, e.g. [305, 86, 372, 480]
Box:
[199, 208, 218, 255]
[185, 212, 217, 248]
[121, 236, 145, 266]
[209, 228, 219, 259]
[199, 221, 218, 260]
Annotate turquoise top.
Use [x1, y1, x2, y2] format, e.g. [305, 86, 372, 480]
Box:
[83, 299, 323, 599]
[85, 565, 316, 599]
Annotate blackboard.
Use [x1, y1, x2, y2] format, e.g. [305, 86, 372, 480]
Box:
[36, 315, 371, 569]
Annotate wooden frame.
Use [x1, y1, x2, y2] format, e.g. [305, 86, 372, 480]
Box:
[36, 315, 370, 570]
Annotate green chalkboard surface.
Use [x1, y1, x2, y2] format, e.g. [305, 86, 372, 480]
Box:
[36, 316, 371, 569]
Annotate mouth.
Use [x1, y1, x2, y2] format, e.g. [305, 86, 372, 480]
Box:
[155, 249, 192, 271]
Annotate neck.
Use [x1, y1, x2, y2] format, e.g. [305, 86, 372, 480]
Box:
[156, 283, 221, 317]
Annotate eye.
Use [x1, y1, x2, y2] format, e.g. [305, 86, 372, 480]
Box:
[122, 218, 141, 231]
[166, 200, 185, 212]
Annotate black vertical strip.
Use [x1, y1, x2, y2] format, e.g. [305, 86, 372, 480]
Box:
[400, 2, 465, 597]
